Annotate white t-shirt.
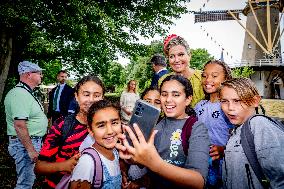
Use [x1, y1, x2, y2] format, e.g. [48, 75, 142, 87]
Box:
[79, 134, 95, 152]
[70, 148, 120, 183]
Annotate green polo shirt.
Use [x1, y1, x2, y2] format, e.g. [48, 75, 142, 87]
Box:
[4, 82, 48, 136]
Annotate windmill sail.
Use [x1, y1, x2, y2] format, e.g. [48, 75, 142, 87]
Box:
[194, 10, 242, 23]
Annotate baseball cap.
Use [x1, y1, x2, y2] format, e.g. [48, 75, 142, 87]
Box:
[150, 54, 167, 67]
[18, 61, 45, 75]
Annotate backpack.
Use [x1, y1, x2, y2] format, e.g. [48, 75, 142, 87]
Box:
[241, 115, 284, 189]
[255, 104, 266, 115]
[181, 115, 198, 156]
[55, 147, 103, 189]
[56, 114, 77, 153]
[60, 114, 77, 145]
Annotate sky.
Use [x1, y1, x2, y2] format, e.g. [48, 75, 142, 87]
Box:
[118, 0, 282, 66]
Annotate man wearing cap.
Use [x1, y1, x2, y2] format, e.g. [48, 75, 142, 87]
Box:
[150, 54, 168, 87]
[4, 61, 48, 188]
[47, 70, 74, 123]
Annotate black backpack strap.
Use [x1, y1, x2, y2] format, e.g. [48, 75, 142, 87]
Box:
[259, 105, 266, 115]
[255, 105, 266, 115]
[241, 115, 270, 188]
[58, 114, 77, 151]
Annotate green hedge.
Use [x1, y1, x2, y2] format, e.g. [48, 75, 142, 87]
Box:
[105, 93, 120, 103]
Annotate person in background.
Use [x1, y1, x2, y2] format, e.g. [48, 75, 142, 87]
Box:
[35, 75, 104, 188]
[120, 80, 140, 123]
[150, 54, 168, 87]
[194, 60, 233, 188]
[5, 61, 47, 189]
[159, 34, 205, 107]
[47, 70, 74, 123]
[220, 78, 284, 188]
[68, 97, 78, 115]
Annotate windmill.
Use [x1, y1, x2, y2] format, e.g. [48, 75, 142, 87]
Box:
[193, 0, 284, 99]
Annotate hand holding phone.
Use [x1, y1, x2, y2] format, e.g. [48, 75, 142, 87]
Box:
[128, 99, 160, 141]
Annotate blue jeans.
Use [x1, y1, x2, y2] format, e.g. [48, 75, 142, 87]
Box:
[8, 137, 42, 189]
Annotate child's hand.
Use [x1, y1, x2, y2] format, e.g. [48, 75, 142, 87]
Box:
[126, 181, 140, 189]
[121, 176, 131, 189]
[61, 153, 80, 173]
[123, 124, 161, 170]
[115, 133, 133, 160]
[209, 145, 225, 161]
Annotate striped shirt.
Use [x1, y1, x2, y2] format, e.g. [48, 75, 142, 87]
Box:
[38, 117, 88, 188]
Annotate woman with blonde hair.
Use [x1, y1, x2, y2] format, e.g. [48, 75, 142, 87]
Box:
[159, 34, 205, 107]
[120, 80, 140, 123]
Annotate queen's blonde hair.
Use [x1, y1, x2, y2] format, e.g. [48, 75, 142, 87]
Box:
[164, 36, 191, 57]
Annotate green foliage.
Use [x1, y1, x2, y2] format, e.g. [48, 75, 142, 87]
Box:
[40, 60, 62, 84]
[1, 0, 190, 83]
[105, 93, 120, 103]
[123, 40, 164, 92]
[232, 66, 255, 78]
[102, 61, 126, 92]
[190, 48, 214, 70]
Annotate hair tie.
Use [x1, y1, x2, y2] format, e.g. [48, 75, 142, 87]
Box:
[163, 34, 178, 53]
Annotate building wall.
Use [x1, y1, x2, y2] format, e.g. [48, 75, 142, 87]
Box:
[251, 70, 284, 99]
[242, 6, 280, 62]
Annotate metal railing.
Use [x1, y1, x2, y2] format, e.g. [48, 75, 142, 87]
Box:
[228, 58, 284, 68]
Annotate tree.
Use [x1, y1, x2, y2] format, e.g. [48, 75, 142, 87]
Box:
[232, 66, 254, 78]
[124, 40, 164, 91]
[102, 61, 126, 93]
[0, 0, 190, 101]
[190, 48, 214, 70]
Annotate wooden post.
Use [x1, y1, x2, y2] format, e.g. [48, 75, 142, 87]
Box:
[249, 0, 269, 48]
[272, 13, 283, 48]
[267, 0, 272, 53]
[228, 10, 270, 54]
[272, 27, 284, 52]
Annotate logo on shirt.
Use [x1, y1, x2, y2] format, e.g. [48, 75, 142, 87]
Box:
[212, 111, 221, 118]
[170, 129, 182, 157]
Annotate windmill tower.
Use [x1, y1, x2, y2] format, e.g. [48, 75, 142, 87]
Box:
[194, 0, 284, 99]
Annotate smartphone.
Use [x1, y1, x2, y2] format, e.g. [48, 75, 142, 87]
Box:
[128, 99, 161, 142]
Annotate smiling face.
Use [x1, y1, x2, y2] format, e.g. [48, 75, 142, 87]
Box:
[75, 81, 103, 114]
[220, 86, 258, 125]
[143, 89, 161, 110]
[160, 80, 191, 119]
[202, 63, 226, 94]
[90, 107, 122, 150]
[168, 45, 191, 74]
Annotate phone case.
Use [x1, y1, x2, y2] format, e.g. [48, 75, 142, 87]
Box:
[128, 99, 161, 141]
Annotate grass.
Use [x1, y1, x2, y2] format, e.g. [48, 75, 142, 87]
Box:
[261, 99, 284, 119]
